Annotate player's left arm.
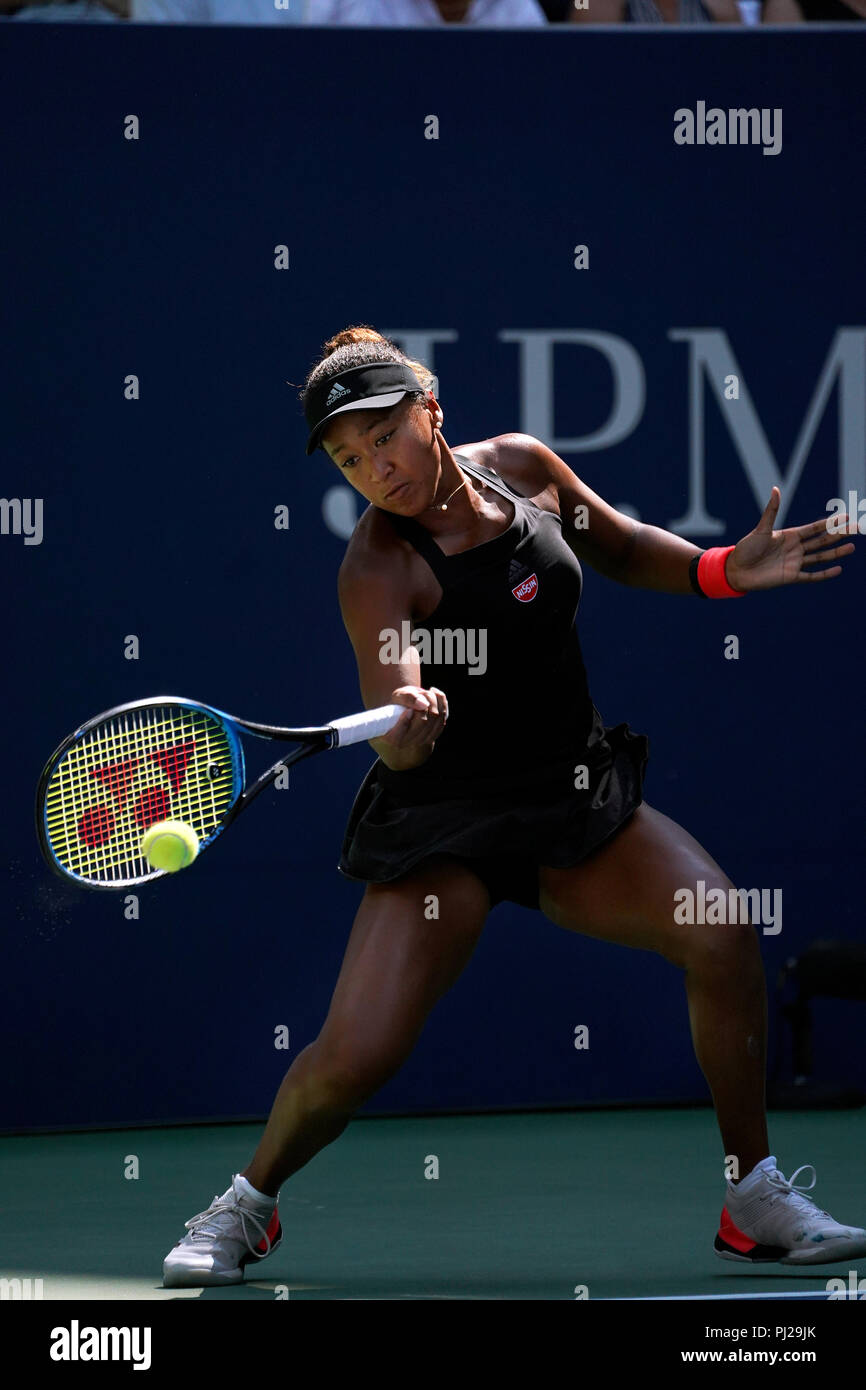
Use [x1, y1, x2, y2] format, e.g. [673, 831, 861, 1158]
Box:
[499, 435, 857, 593]
[495, 434, 702, 593]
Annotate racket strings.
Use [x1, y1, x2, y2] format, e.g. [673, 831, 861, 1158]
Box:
[43, 706, 239, 885]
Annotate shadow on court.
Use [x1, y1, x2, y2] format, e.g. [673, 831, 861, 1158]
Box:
[1, 1109, 863, 1301]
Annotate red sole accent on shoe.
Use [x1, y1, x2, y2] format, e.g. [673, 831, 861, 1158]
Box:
[253, 1207, 281, 1255]
[718, 1205, 757, 1254]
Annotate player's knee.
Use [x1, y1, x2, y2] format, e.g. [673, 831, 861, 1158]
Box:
[680, 910, 761, 975]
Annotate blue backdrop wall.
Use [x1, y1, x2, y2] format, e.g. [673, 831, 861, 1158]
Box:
[2, 23, 864, 1131]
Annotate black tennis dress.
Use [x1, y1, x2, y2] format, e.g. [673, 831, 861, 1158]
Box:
[337, 455, 650, 910]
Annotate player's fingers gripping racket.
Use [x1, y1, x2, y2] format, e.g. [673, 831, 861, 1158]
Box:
[36, 696, 404, 891]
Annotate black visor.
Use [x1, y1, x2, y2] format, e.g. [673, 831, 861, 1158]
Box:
[304, 362, 427, 456]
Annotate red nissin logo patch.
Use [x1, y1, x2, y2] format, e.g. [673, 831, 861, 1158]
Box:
[512, 573, 538, 602]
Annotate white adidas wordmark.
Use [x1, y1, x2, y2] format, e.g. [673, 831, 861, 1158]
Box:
[326, 381, 352, 407]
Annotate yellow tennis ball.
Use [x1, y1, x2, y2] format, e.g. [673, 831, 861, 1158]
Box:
[141, 820, 199, 872]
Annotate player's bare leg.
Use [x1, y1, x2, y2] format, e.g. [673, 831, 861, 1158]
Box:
[537, 801, 866, 1264]
[163, 854, 490, 1286]
[242, 855, 490, 1196]
[538, 802, 770, 1178]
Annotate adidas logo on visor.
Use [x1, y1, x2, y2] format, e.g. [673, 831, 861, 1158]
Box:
[325, 381, 352, 408]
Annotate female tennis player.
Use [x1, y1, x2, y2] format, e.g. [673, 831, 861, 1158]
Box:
[163, 325, 865, 1287]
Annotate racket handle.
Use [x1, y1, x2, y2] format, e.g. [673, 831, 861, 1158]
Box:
[329, 703, 404, 747]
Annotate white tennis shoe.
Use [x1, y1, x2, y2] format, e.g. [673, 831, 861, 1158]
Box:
[715, 1156, 866, 1265]
[163, 1174, 282, 1287]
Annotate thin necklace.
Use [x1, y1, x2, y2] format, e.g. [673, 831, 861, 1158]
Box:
[427, 471, 468, 512]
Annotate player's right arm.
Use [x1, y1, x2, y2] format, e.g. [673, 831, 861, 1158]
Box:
[338, 528, 448, 773]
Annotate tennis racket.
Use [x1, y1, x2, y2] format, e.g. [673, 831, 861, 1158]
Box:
[36, 695, 403, 891]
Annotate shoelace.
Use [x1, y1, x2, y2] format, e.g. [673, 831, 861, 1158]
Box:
[183, 1192, 275, 1255]
[763, 1165, 834, 1222]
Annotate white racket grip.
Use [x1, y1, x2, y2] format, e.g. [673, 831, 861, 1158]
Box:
[329, 703, 405, 748]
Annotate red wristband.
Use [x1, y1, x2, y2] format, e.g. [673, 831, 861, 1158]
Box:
[697, 546, 747, 598]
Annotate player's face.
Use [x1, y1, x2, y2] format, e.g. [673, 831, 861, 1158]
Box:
[322, 396, 439, 511]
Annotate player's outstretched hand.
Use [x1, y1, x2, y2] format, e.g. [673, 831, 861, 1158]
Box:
[726, 488, 857, 592]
